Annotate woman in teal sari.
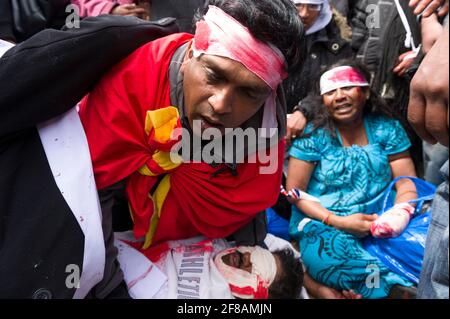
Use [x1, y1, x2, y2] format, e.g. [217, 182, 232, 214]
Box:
[287, 60, 418, 298]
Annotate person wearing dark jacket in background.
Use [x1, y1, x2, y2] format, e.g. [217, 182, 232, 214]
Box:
[73, 0, 206, 33]
[284, 0, 354, 145]
[372, 1, 423, 172]
[151, 0, 206, 33]
[349, 0, 399, 74]
[0, 15, 178, 298]
[1, 0, 71, 43]
[328, 0, 386, 73]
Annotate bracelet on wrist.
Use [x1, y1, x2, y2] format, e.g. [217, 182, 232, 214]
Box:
[322, 212, 332, 226]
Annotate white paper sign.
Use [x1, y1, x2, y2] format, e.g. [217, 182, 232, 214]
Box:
[0, 39, 14, 57]
[114, 239, 167, 299]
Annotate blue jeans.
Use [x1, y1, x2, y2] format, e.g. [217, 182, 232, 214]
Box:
[423, 142, 449, 186]
[417, 161, 449, 299]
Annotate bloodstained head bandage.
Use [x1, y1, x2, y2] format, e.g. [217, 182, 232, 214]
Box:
[320, 66, 369, 95]
[193, 5, 288, 134]
[214, 246, 277, 299]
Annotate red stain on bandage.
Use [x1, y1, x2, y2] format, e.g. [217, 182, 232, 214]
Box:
[194, 21, 211, 52]
[328, 68, 366, 84]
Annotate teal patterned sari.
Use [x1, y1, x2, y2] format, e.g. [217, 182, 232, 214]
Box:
[289, 115, 413, 298]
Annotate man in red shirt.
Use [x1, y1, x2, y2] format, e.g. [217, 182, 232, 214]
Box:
[79, 0, 304, 252]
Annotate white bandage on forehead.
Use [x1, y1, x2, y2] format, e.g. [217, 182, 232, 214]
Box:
[320, 66, 370, 95]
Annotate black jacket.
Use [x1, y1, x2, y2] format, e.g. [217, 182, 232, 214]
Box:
[151, 0, 206, 33]
[1, 0, 71, 43]
[0, 15, 178, 298]
[0, 0, 15, 42]
[349, 0, 398, 72]
[283, 18, 354, 113]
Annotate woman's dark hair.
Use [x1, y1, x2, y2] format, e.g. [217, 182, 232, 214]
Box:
[268, 249, 304, 299]
[306, 59, 400, 135]
[194, 0, 305, 74]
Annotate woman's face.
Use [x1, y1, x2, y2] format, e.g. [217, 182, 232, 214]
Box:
[322, 86, 369, 125]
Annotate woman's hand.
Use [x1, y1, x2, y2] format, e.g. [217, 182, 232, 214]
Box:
[331, 213, 378, 238]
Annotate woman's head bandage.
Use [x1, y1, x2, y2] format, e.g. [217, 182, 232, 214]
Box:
[214, 246, 278, 299]
[320, 66, 370, 95]
[193, 5, 288, 136]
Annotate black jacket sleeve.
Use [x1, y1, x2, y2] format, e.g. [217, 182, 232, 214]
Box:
[295, 94, 319, 122]
[349, 0, 369, 52]
[151, 0, 206, 33]
[0, 0, 16, 43]
[0, 15, 178, 139]
[231, 211, 268, 247]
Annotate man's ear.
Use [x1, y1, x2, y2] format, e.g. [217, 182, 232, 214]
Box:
[180, 41, 194, 75]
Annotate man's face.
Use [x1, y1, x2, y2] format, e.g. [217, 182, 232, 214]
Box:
[181, 49, 271, 136]
[221, 249, 253, 273]
[215, 246, 281, 298]
[220, 246, 281, 275]
[296, 3, 321, 31]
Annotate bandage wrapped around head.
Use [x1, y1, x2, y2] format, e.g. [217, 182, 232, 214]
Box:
[193, 5, 288, 136]
[214, 246, 277, 299]
[371, 203, 415, 238]
[320, 66, 370, 95]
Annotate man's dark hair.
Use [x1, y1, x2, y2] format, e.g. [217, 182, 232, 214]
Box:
[269, 249, 304, 299]
[306, 59, 400, 136]
[194, 0, 304, 74]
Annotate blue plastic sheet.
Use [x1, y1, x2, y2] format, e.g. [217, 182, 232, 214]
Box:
[363, 177, 436, 284]
[266, 207, 290, 241]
